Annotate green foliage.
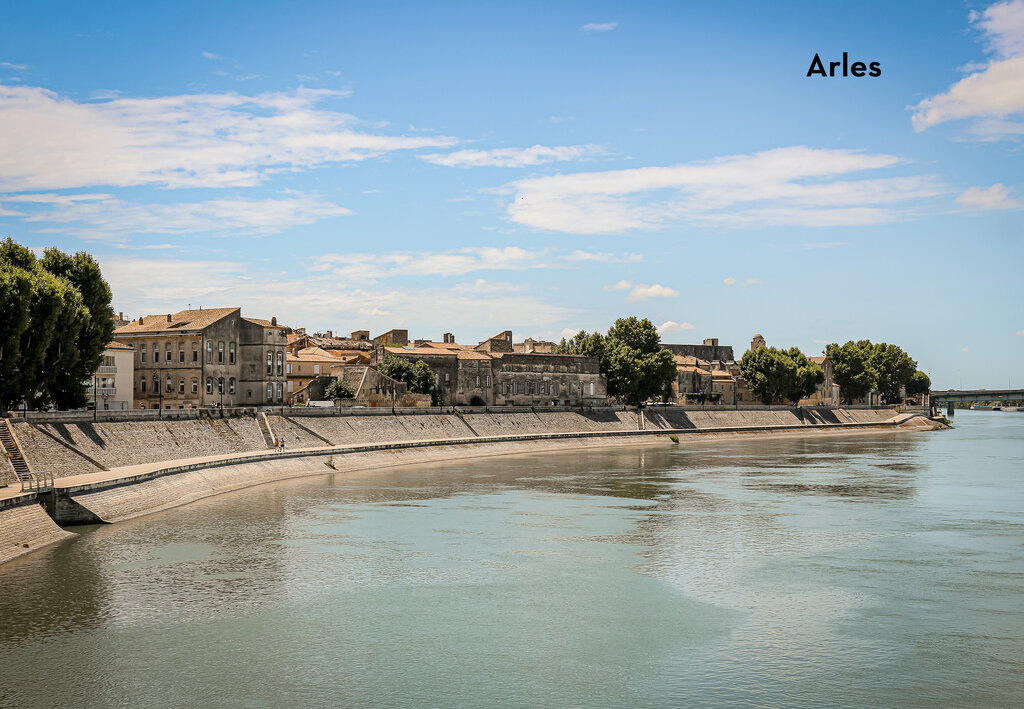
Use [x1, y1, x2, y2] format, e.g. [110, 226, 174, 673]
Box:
[906, 370, 931, 396]
[740, 347, 797, 404]
[825, 340, 876, 404]
[378, 355, 435, 395]
[325, 379, 355, 399]
[0, 237, 115, 410]
[870, 343, 917, 405]
[786, 347, 826, 403]
[557, 317, 676, 405]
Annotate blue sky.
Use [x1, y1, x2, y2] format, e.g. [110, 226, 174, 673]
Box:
[1, 0, 1022, 389]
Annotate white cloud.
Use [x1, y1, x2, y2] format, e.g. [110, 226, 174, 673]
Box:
[7, 193, 350, 238]
[956, 183, 1022, 209]
[743, 278, 763, 286]
[1016, 330, 1024, 335]
[312, 246, 633, 282]
[614, 282, 679, 301]
[102, 256, 575, 338]
[658, 321, 695, 335]
[582, 22, 618, 31]
[201, 51, 223, 60]
[603, 280, 632, 291]
[813, 339, 829, 344]
[972, 0, 1024, 57]
[911, 1, 1024, 137]
[420, 144, 603, 168]
[1, 62, 28, 71]
[565, 250, 642, 263]
[723, 276, 736, 285]
[962, 347, 970, 352]
[0, 84, 456, 192]
[505, 146, 944, 234]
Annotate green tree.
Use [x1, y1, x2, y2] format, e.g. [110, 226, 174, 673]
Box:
[325, 379, 355, 399]
[739, 347, 797, 405]
[905, 370, 931, 396]
[786, 347, 826, 404]
[559, 317, 676, 405]
[825, 340, 876, 404]
[378, 355, 435, 395]
[0, 237, 115, 410]
[870, 343, 917, 405]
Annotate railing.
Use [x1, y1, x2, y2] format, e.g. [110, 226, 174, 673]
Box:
[19, 471, 54, 492]
[85, 387, 117, 396]
[96, 365, 117, 374]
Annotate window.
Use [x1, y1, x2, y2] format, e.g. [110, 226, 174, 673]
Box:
[191, 378, 198, 394]
[192, 346, 198, 363]
[287, 381, 294, 393]
[276, 383, 283, 401]
[445, 373, 450, 383]
[552, 382, 559, 396]
[206, 341, 212, 363]
[206, 377, 213, 394]
[153, 344, 160, 361]
[229, 342, 236, 364]
[178, 379, 185, 394]
[266, 351, 273, 375]
[276, 351, 283, 376]
[485, 374, 491, 387]
[589, 382, 594, 395]
[166, 348, 172, 363]
[179, 349, 185, 364]
[140, 344, 146, 363]
[266, 383, 273, 400]
[314, 364, 320, 374]
[217, 341, 224, 364]
[140, 379, 146, 393]
[229, 378, 236, 394]
[218, 378, 224, 394]
[287, 363, 292, 374]
[165, 376, 172, 393]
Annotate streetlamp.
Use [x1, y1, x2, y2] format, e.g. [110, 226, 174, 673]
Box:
[219, 377, 224, 408]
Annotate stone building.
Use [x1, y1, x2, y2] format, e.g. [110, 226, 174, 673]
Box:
[799, 356, 840, 406]
[662, 337, 735, 363]
[86, 341, 135, 411]
[380, 331, 607, 406]
[113, 308, 287, 409]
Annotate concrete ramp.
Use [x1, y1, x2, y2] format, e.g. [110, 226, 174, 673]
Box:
[0, 500, 76, 564]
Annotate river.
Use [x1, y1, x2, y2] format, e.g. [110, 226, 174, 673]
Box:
[1, 411, 1022, 708]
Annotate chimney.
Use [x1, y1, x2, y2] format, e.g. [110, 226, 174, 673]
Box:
[325, 330, 333, 339]
[271, 316, 277, 326]
[167, 313, 172, 322]
[443, 332, 455, 344]
[138, 316, 144, 325]
[119, 312, 124, 320]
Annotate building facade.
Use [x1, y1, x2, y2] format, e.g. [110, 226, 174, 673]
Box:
[86, 341, 135, 411]
[113, 308, 287, 409]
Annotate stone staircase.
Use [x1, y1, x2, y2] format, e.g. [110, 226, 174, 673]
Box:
[257, 412, 276, 449]
[0, 418, 31, 485]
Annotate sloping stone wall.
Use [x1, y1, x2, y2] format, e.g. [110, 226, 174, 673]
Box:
[0, 501, 76, 565]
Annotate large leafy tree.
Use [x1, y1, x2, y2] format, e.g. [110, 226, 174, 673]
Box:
[0, 237, 114, 410]
[870, 343, 917, 405]
[739, 347, 798, 404]
[557, 317, 676, 405]
[785, 347, 826, 403]
[905, 370, 931, 396]
[825, 340, 876, 404]
[325, 379, 355, 399]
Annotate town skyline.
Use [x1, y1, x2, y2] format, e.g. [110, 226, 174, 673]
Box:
[1, 1, 1022, 390]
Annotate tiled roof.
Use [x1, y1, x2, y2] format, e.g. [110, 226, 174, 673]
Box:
[389, 346, 458, 357]
[243, 317, 281, 328]
[288, 347, 341, 363]
[106, 340, 135, 351]
[809, 356, 827, 364]
[115, 307, 239, 334]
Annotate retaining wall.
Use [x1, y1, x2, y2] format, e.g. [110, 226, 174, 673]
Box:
[0, 497, 76, 565]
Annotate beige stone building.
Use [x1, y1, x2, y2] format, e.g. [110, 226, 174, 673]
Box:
[113, 308, 287, 409]
[86, 341, 135, 411]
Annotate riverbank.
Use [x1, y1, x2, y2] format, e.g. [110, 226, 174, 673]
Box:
[0, 407, 940, 566]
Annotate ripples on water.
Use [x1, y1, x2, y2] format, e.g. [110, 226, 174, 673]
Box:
[1, 412, 1023, 708]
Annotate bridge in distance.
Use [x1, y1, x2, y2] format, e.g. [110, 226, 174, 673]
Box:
[931, 389, 1024, 404]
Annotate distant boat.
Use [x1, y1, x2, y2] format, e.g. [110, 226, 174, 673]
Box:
[1002, 406, 1020, 412]
[970, 404, 995, 410]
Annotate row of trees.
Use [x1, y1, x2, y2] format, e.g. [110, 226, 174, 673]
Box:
[826, 340, 928, 405]
[1, 237, 115, 411]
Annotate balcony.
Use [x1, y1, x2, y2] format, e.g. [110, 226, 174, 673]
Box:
[96, 365, 117, 374]
[86, 386, 117, 396]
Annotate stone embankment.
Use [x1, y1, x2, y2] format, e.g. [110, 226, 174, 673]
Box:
[0, 406, 934, 566]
